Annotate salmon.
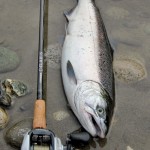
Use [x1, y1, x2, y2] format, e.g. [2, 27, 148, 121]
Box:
[61, 0, 115, 138]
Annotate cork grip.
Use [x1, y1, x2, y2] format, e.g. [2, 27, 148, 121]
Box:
[33, 100, 46, 129]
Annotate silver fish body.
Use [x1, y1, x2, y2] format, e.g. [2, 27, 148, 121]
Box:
[61, 0, 115, 138]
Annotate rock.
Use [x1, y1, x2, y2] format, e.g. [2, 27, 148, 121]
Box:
[0, 107, 9, 129]
[127, 146, 134, 150]
[114, 58, 146, 83]
[53, 110, 70, 121]
[0, 47, 20, 73]
[44, 43, 62, 69]
[4, 118, 32, 148]
[0, 94, 11, 107]
[105, 7, 129, 20]
[113, 45, 147, 83]
[1, 79, 31, 98]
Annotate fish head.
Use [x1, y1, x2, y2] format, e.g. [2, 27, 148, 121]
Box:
[74, 81, 114, 138]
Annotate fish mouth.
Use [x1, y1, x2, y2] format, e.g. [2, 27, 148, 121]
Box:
[87, 113, 106, 138]
[84, 103, 107, 138]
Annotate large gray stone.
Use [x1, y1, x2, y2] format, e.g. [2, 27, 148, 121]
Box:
[4, 118, 32, 148]
[0, 47, 20, 73]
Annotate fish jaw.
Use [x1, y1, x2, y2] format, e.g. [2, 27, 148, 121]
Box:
[77, 97, 108, 138]
[78, 109, 99, 137]
[78, 110, 106, 138]
[74, 81, 111, 138]
[84, 104, 107, 138]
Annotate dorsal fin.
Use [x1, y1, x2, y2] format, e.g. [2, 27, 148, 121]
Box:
[64, 0, 78, 21]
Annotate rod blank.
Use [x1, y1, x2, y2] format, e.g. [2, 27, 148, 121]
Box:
[37, 0, 45, 100]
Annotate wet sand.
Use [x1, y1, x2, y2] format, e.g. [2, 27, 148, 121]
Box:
[0, 0, 150, 149]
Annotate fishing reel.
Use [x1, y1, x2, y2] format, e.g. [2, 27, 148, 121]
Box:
[21, 129, 91, 150]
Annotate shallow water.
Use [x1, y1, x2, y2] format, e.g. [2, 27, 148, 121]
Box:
[0, 0, 150, 149]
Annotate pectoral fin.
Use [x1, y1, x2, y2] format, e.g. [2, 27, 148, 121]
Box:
[67, 60, 77, 85]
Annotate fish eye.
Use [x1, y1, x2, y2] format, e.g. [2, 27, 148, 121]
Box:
[97, 107, 104, 115]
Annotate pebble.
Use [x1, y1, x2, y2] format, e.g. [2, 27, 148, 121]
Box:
[105, 7, 129, 20]
[45, 43, 62, 69]
[1, 79, 30, 98]
[4, 118, 32, 148]
[0, 107, 9, 129]
[0, 94, 11, 107]
[113, 46, 147, 83]
[53, 110, 70, 121]
[127, 146, 134, 150]
[0, 47, 20, 73]
[114, 58, 146, 83]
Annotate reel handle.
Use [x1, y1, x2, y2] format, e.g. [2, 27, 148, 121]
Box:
[68, 132, 91, 144]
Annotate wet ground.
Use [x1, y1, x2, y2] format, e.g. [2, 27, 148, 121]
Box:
[0, 0, 150, 149]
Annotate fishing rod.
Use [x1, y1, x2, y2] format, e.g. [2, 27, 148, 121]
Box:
[21, 0, 90, 150]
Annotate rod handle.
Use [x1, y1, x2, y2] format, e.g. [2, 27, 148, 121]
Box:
[33, 100, 46, 129]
